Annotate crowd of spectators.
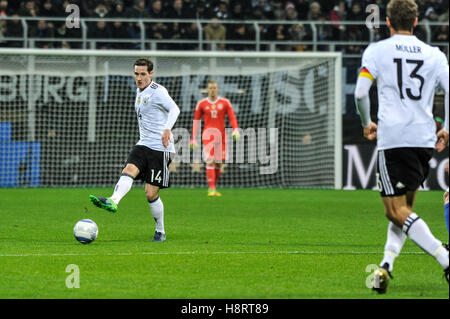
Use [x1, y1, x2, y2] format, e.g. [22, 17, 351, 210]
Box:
[0, 0, 448, 52]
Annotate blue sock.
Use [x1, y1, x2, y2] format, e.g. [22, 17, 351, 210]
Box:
[445, 202, 449, 236]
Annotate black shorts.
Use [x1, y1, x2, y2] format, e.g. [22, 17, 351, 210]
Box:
[377, 147, 433, 197]
[126, 145, 173, 188]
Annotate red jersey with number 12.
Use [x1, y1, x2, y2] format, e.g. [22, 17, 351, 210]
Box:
[192, 97, 238, 143]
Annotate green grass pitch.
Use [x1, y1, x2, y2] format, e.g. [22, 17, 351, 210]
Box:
[0, 188, 448, 299]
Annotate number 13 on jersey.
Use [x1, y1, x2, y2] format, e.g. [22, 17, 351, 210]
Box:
[393, 58, 424, 100]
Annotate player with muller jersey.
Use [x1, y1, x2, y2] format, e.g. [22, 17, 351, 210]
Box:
[191, 80, 240, 197]
[354, 0, 449, 293]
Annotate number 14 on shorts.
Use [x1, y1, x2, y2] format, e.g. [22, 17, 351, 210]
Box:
[151, 169, 162, 183]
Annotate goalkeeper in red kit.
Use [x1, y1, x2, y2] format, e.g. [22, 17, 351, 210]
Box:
[190, 80, 239, 197]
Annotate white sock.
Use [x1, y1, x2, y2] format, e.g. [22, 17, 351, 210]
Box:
[110, 174, 134, 205]
[380, 222, 407, 272]
[149, 197, 165, 234]
[403, 213, 449, 269]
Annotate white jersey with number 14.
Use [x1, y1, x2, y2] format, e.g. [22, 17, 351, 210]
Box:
[362, 34, 449, 150]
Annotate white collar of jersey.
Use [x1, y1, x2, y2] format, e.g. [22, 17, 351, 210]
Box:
[207, 96, 220, 104]
[392, 34, 416, 38]
[138, 81, 154, 94]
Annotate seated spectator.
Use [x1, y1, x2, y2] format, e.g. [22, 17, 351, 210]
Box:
[294, 0, 310, 20]
[38, 0, 59, 34]
[316, 15, 332, 51]
[19, 0, 38, 17]
[166, 0, 193, 19]
[272, 0, 285, 20]
[109, 0, 127, 17]
[0, 27, 4, 48]
[127, 0, 150, 49]
[183, 0, 197, 12]
[283, 2, 299, 49]
[250, 5, 271, 50]
[346, 1, 365, 33]
[148, 0, 168, 42]
[285, 2, 298, 20]
[288, 23, 309, 51]
[0, 0, 11, 17]
[183, 22, 200, 50]
[344, 28, 364, 55]
[424, 6, 439, 22]
[438, 6, 448, 22]
[330, 1, 347, 41]
[34, 19, 55, 48]
[215, 1, 229, 20]
[40, 0, 58, 18]
[4, 14, 24, 47]
[78, 0, 96, 17]
[345, 1, 369, 43]
[307, 1, 322, 20]
[166, 0, 192, 49]
[197, 0, 219, 14]
[0, 0, 8, 46]
[88, 20, 112, 49]
[195, 3, 210, 19]
[228, 24, 253, 51]
[433, 24, 448, 42]
[230, 2, 245, 20]
[19, 0, 38, 37]
[54, 22, 68, 48]
[93, 1, 109, 18]
[274, 24, 290, 51]
[252, 0, 273, 19]
[149, 0, 163, 16]
[433, 24, 448, 55]
[127, 0, 150, 18]
[204, 17, 226, 51]
[110, 21, 132, 49]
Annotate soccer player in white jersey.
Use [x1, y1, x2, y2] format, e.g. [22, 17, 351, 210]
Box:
[89, 58, 180, 242]
[354, 0, 449, 293]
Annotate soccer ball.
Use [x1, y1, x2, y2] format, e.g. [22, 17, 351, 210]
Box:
[73, 219, 98, 244]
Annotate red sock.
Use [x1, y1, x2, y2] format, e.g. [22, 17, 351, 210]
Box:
[215, 167, 222, 184]
[206, 165, 216, 189]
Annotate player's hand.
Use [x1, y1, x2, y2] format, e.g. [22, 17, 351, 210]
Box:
[435, 128, 449, 152]
[190, 139, 199, 150]
[162, 129, 172, 148]
[363, 122, 377, 140]
[232, 128, 240, 141]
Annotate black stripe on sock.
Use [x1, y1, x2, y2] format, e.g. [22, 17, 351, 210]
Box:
[148, 196, 160, 204]
[404, 216, 420, 235]
[121, 173, 135, 180]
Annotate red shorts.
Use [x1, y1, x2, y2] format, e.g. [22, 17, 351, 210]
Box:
[203, 139, 226, 162]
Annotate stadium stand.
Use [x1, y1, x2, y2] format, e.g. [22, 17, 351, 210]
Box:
[0, 0, 448, 54]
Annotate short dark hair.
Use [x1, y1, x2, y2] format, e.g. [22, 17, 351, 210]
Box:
[387, 0, 418, 32]
[133, 58, 154, 73]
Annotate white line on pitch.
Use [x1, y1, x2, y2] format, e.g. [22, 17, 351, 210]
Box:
[0, 251, 425, 257]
